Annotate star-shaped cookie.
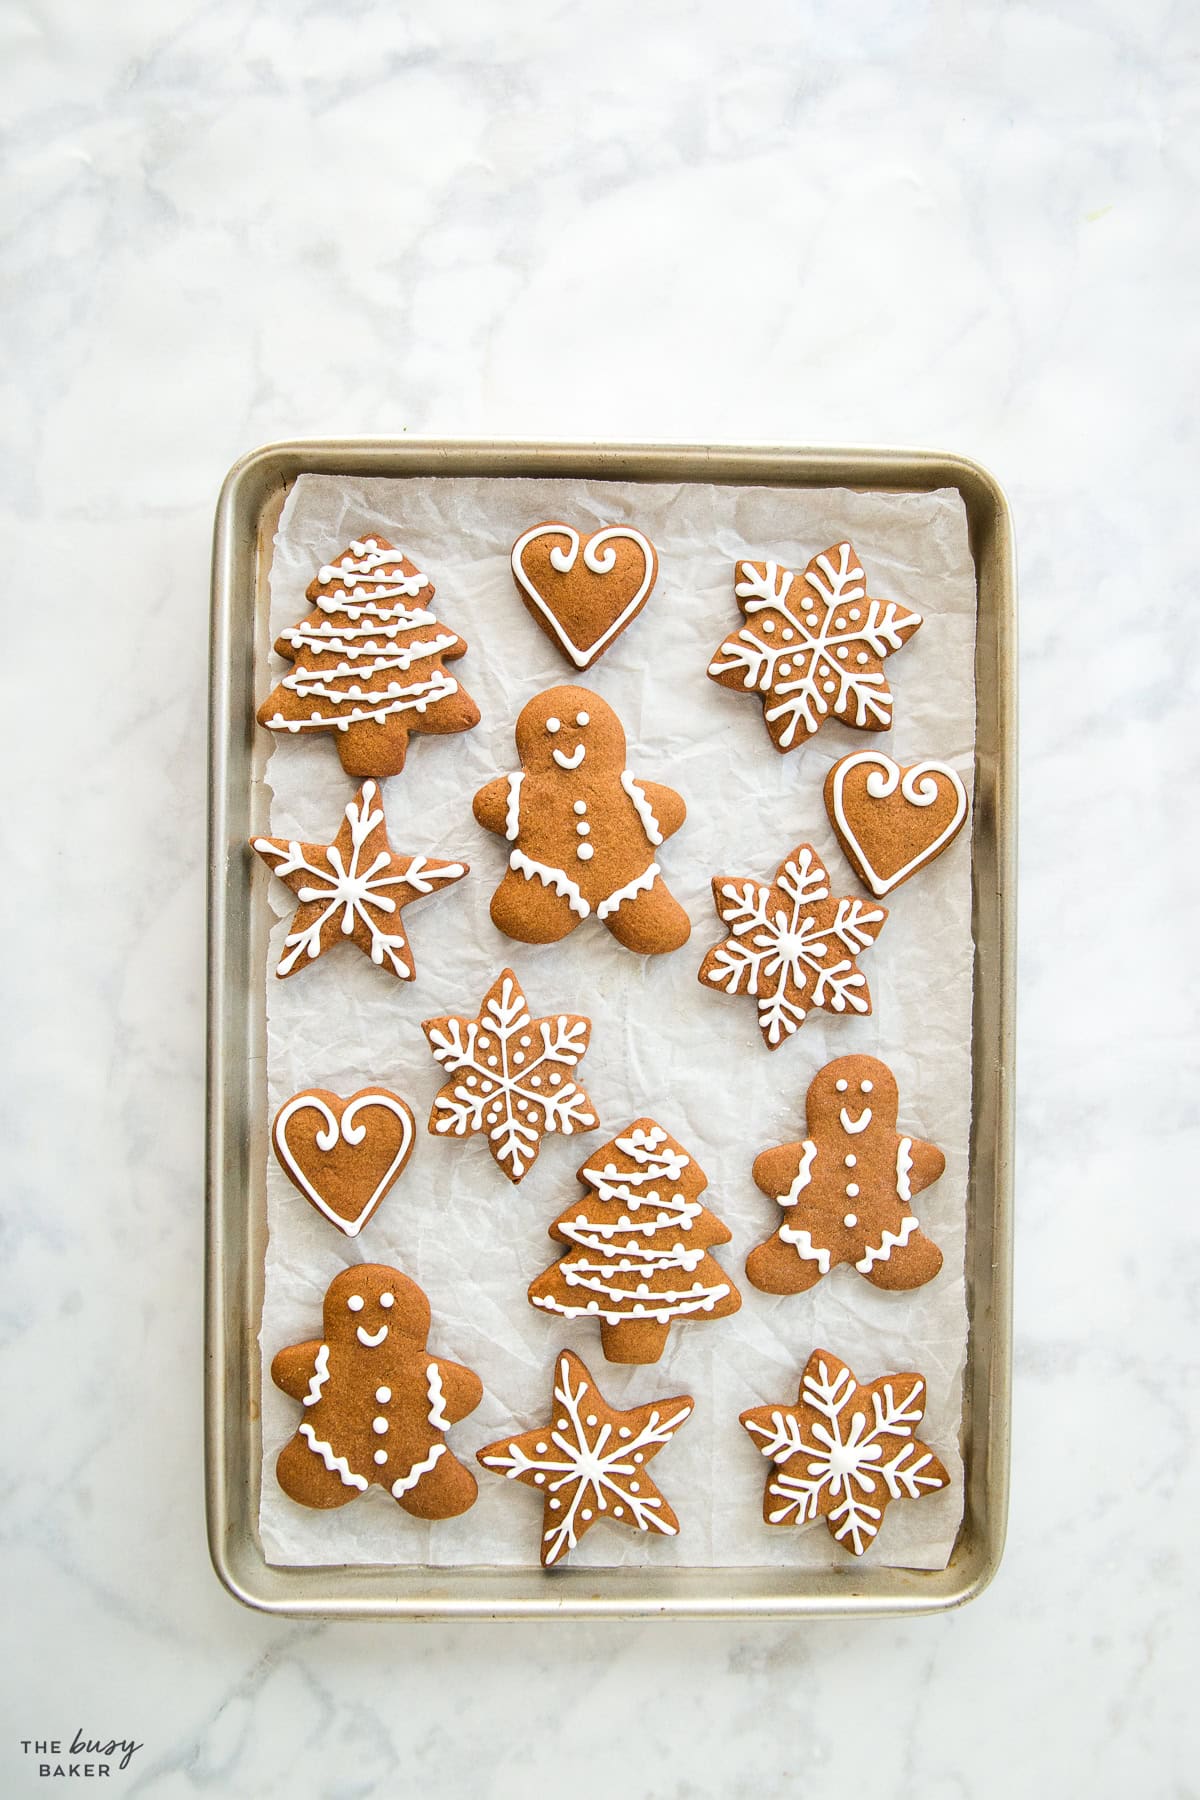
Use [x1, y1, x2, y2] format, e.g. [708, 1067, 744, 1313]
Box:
[422, 969, 598, 1182]
[707, 543, 923, 751]
[697, 843, 887, 1049]
[477, 1349, 693, 1566]
[250, 779, 468, 980]
[741, 1349, 950, 1556]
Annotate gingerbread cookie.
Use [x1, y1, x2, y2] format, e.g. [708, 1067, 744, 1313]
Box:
[251, 780, 467, 980]
[707, 544, 923, 750]
[510, 521, 658, 670]
[257, 535, 480, 777]
[272, 1264, 481, 1519]
[477, 1349, 693, 1566]
[745, 1055, 944, 1294]
[473, 686, 690, 954]
[740, 1348, 950, 1555]
[272, 1088, 415, 1237]
[528, 1120, 742, 1363]
[825, 751, 969, 896]
[697, 844, 886, 1049]
[423, 968, 599, 1184]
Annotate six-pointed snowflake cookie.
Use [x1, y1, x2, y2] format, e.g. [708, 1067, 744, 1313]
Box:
[478, 1349, 694, 1566]
[422, 968, 599, 1184]
[745, 1056, 944, 1294]
[272, 1264, 482, 1520]
[250, 780, 468, 980]
[740, 1348, 950, 1555]
[697, 843, 887, 1049]
[707, 543, 923, 751]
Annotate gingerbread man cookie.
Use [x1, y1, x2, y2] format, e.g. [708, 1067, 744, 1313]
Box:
[473, 686, 690, 954]
[745, 1055, 944, 1295]
[272, 1264, 481, 1519]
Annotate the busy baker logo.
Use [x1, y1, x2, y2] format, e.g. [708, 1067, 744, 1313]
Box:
[19, 1733, 144, 1779]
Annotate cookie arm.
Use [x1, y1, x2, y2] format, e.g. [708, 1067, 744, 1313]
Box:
[429, 1357, 483, 1425]
[271, 1340, 324, 1400]
[901, 1134, 946, 1197]
[473, 776, 513, 838]
[632, 780, 686, 842]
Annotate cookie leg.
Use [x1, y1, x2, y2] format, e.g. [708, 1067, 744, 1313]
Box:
[276, 1434, 362, 1510]
[600, 876, 691, 955]
[858, 1225, 943, 1291]
[745, 1232, 828, 1296]
[489, 868, 583, 944]
[392, 1448, 479, 1521]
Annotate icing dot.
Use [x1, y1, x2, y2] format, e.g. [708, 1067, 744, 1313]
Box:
[761, 620, 776, 634]
[836, 1079, 848, 1093]
[347, 1295, 365, 1312]
[546, 717, 561, 733]
[849, 608, 861, 620]
[581, 1508, 593, 1521]
[549, 1498, 561, 1510]
[576, 711, 589, 726]
[487, 1055, 498, 1068]
[835, 616, 847, 629]
[576, 844, 594, 861]
[629, 1482, 640, 1494]
[465, 1075, 477, 1088]
[513, 1051, 525, 1066]
[633, 1452, 644, 1464]
[374, 1450, 388, 1465]
[536, 1442, 548, 1453]
[844, 1213, 858, 1228]
[379, 1292, 394, 1308]
[836, 646, 848, 659]
[534, 1472, 546, 1485]
[375, 1387, 392, 1403]
[781, 627, 796, 642]
[618, 1426, 632, 1438]
[586, 1414, 598, 1427]
[846, 1183, 860, 1197]
[530, 1075, 542, 1087]
[845, 1154, 857, 1167]
[822, 680, 836, 693]
[805, 614, 818, 627]
[556, 1419, 568, 1431]
[372, 1417, 389, 1434]
[779, 661, 793, 676]
[573, 800, 587, 815]
[550, 1072, 561, 1086]
[614, 1505, 625, 1517]
[576, 822, 590, 837]
[861, 1080, 873, 1093]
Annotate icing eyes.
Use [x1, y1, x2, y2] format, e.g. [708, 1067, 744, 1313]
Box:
[380, 1291, 394, 1308]
[347, 1295, 365, 1312]
[861, 1080, 873, 1093]
[575, 711, 589, 726]
[836, 1079, 848, 1092]
[546, 717, 561, 733]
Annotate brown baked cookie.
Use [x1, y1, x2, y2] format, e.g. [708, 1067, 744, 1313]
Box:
[707, 544, 922, 750]
[272, 1264, 481, 1519]
[528, 1119, 742, 1364]
[271, 1088, 416, 1237]
[697, 843, 886, 1049]
[477, 1349, 693, 1566]
[257, 534, 480, 777]
[250, 780, 468, 980]
[740, 1348, 950, 1555]
[422, 968, 599, 1184]
[473, 686, 690, 954]
[745, 1055, 944, 1294]
[825, 751, 969, 896]
[510, 521, 658, 669]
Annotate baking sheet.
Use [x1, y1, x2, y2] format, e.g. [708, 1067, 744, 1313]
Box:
[256, 473, 976, 1571]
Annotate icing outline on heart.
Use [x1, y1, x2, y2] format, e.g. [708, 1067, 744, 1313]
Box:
[274, 1091, 415, 1236]
[829, 752, 968, 897]
[511, 524, 655, 668]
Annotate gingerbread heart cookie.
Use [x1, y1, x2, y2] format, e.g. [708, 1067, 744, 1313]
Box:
[825, 751, 968, 897]
[272, 1087, 416, 1236]
[511, 522, 658, 670]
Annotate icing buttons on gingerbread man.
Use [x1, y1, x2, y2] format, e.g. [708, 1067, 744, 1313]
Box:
[745, 1055, 944, 1295]
[271, 1264, 482, 1519]
[473, 686, 691, 955]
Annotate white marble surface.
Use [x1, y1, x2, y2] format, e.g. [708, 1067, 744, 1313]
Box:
[3, 1, 1196, 1794]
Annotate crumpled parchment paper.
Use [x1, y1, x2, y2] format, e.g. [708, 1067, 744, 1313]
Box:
[257, 472, 976, 1572]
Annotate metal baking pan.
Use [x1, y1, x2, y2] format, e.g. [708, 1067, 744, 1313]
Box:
[206, 438, 1015, 1618]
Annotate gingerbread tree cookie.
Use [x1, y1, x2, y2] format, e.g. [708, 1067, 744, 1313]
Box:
[422, 968, 599, 1184]
[708, 544, 923, 751]
[478, 1349, 693, 1566]
[251, 780, 467, 981]
[257, 535, 480, 777]
[741, 1349, 950, 1556]
[473, 685, 691, 955]
[697, 844, 886, 1049]
[528, 1120, 742, 1363]
[745, 1056, 944, 1294]
[272, 1264, 481, 1520]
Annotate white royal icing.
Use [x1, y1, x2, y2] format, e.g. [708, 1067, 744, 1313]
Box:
[896, 1137, 914, 1202]
[298, 1422, 369, 1490]
[828, 751, 968, 896]
[390, 1441, 447, 1499]
[855, 1213, 920, 1272]
[595, 864, 659, 920]
[504, 772, 524, 842]
[840, 1107, 872, 1135]
[620, 772, 663, 845]
[356, 1324, 388, 1348]
[511, 524, 656, 668]
[509, 849, 591, 918]
[301, 1343, 330, 1407]
[552, 743, 587, 770]
[273, 1090, 414, 1235]
[426, 1362, 450, 1430]
[777, 1141, 817, 1207]
[777, 1225, 833, 1274]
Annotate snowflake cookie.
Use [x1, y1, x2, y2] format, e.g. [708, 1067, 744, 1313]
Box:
[697, 843, 886, 1049]
[708, 543, 923, 751]
[257, 535, 480, 778]
[528, 1119, 742, 1364]
[422, 968, 599, 1184]
[250, 780, 468, 981]
[745, 1055, 944, 1294]
[740, 1349, 950, 1556]
[478, 1349, 693, 1567]
[272, 1264, 482, 1520]
[473, 685, 691, 955]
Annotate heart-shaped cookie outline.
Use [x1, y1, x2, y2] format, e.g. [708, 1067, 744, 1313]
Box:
[272, 1089, 415, 1236]
[511, 523, 656, 669]
[826, 752, 968, 897]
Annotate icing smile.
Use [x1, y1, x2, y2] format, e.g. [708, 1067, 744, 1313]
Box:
[840, 1107, 872, 1134]
[356, 1323, 389, 1347]
[553, 743, 586, 770]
